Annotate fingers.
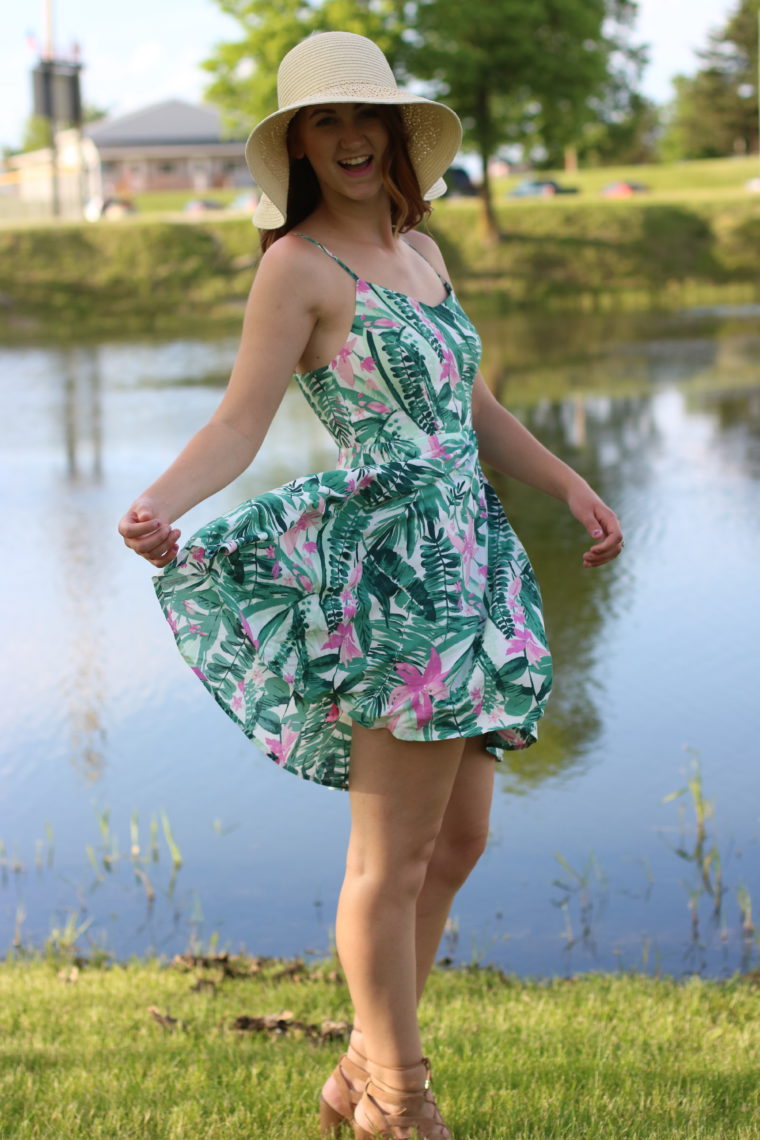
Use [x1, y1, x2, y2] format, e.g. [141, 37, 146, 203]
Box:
[119, 511, 181, 566]
[581, 503, 623, 569]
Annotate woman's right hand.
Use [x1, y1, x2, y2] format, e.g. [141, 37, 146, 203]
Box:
[118, 498, 181, 568]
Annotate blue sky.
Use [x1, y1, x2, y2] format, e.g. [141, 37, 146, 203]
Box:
[1, 0, 738, 149]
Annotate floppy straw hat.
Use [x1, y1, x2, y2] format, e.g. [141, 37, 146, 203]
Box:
[245, 31, 462, 229]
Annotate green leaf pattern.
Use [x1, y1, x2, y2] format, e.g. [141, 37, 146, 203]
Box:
[154, 273, 552, 790]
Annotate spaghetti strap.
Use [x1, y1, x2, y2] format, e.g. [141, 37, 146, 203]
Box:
[292, 232, 358, 279]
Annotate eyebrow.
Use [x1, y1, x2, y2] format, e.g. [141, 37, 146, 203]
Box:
[306, 103, 369, 118]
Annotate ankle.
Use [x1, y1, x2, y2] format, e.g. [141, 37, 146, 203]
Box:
[368, 1056, 430, 1093]
[347, 1027, 367, 1066]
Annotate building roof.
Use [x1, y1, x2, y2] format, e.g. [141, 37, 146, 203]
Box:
[86, 99, 246, 147]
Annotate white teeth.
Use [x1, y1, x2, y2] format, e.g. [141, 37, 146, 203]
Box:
[340, 156, 370, 166]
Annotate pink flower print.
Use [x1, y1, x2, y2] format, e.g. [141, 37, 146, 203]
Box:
[284, 672, 295, 684]
[182, 599, 198, 615]
[496, 727, 528, 750]
[303, 540, 317, 554]
[367, 401, 391, 414]
[469, 684, 484, 717]
[191, 666, 208, 683]
[332, 337, 359, 386]
[190, 546, 205, 562]
[265, 725, 300, 766]
[264, 546, 275, 558]
[360, 356, 376, 373]
[357, 279, 371, 293]
[166, 609, 179, 635]
[231, 692, 244, 712]
[188, 622, 208, 637]
[321, 620, 363, 665]
[387, 648, 450, 729]
[281, 501, 325, 555]
[271, 561, 281, 578]
[440, 348, 458, 384]
[348, 562, 363, 588]
[358, 474, 375, 490]
[239, 612, 259, 648]
[507, 577, 527, 625]
[427, 433, 452, 460]
[299, 574, 312, 590]
[505, 626, 547, 666]
[450, 516, 477, 582]
[326, 702, 341, 723]
[370, 318, 398, 328]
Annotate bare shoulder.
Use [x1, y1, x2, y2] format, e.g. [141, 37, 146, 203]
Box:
[248, 232, 336, 314]
[404, 229, 452, 284]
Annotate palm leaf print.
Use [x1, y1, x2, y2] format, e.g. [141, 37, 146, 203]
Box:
[154, 251, 552, 791]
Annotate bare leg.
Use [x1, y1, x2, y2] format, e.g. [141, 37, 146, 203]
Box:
[414, 736, 495, 997]
[335, 723, 466, 1068]
[349, 737, 494, 1038]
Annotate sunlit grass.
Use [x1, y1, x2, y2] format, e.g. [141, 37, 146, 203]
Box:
[0, 957, 758, 1138]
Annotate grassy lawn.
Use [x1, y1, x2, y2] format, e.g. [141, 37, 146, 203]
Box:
[1, 956, 758, 1139]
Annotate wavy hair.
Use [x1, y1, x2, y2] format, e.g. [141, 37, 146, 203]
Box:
[259, 105, 431, 252]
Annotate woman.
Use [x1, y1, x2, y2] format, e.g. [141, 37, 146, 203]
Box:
[119, 31, 622, 1140]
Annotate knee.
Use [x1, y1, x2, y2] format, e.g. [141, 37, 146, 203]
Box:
[346, 832, 439, 901]
[425, 828, 489, 894]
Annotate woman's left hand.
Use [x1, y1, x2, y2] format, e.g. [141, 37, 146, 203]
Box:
[566, 484, 624, 569]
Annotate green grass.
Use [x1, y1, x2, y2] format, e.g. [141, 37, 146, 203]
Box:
[498, 154, 760, 201]
[1, 957, 758, 1138]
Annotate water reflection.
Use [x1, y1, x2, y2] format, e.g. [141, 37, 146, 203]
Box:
[1, 305, 759, 974]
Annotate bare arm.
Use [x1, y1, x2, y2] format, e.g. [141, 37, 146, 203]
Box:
[472, 372, 623, 567]
[118, 239, 320, 566]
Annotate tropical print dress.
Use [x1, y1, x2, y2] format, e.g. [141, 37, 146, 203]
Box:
[153, 236, 552, 790]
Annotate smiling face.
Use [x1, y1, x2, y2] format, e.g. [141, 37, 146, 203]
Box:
[290, 103, 391, 207]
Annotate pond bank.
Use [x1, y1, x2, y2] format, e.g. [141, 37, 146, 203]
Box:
[2, 196, 760, 337]
[1, 957, 758, 1138]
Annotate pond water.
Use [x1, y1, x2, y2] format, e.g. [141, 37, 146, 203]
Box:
[1, 304, 759, 977]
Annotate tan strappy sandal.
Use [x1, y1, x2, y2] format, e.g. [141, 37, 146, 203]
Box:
[319, 1041, 369, 1136]
[352, 1057, 452, 1140]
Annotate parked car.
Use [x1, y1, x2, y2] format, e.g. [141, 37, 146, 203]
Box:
[228, 191, 260, 214]
[84, 196, 136, 221]
[508, 179, 579, 198]
[600, 180, 649, 198]
[443, 166, 478, 197]
[183, 198, 226, 215]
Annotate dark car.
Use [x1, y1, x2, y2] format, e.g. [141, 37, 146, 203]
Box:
[443, 166, 478, 197]
[600, 181, 649, 198]
[508, 179, 579, 198]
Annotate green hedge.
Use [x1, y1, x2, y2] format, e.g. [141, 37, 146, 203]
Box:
[2, 197, 760, 336]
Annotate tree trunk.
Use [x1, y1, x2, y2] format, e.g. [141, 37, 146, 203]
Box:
[478, 150, 500, 245]
[474, 88, 500, 245]
[564, 144, 578, 172]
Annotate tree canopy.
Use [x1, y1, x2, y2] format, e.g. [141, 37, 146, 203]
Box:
[660, 0, 758, 160]
[202, 0, 645, 233]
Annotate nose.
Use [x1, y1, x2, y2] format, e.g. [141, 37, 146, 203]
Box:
[339, 115, 366, 148]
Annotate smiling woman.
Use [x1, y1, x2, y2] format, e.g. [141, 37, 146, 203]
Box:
[117, 29, 622, 1140]
[264, 102, 431, 250]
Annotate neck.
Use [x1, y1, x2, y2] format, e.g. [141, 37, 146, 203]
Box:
[310, 191, 397, 250]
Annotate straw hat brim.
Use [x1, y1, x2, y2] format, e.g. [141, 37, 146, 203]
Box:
[246, 91, 461, 229]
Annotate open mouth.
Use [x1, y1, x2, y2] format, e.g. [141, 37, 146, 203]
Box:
[338, 155, 373, 174]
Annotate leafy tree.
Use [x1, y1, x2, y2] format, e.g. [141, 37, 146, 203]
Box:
[577, 92, 661, 167]
[660, 0, 758, 160]
[396, 0, 645, 236]
[203, 0, 645, 236]
[21, 114, 52, 153]
[202, 0, 405, 138]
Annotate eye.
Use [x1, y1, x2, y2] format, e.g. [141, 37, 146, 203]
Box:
[358, 107, 380, 120]
[314, 115, 337, 127]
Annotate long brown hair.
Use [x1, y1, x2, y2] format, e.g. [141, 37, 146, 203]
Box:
[259, 105, 431, 252]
